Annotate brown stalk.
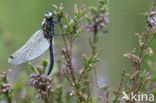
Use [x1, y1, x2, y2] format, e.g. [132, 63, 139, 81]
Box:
[131, 1, 156, 101]
[105, 91, 109, 103]
[78, 69, 85, 83]
[114, 69, 126, 101]
[62, 68, 84, 102]
[62, 36, 76, 82]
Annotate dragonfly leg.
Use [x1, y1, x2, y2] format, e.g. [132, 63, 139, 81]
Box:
[53, 34, 62, 36]
[53, 20, 59, 24]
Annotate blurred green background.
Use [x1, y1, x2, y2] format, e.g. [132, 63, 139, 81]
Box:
[0, 0, 154, 89]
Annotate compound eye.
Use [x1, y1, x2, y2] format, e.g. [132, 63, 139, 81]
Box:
[48, 12, 52, 16]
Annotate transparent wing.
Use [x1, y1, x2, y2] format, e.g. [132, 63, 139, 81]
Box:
[8, 29, 49, 65]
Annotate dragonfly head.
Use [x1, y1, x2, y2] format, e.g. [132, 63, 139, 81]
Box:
[44, 11, 53, 20]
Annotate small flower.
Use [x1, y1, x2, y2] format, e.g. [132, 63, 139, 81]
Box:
[28, 72, 54, 99]
[124, 52, 141, 63]
[144, 77, 151, 83]
[86, 0, 109, 33]
[147, 47, 153, 56]
[36, 93, 41, 99]
[70, 91, 75, 96]
[0, 70, 12, 96]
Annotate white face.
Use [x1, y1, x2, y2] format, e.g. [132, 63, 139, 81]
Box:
[44, 12, 52, 19]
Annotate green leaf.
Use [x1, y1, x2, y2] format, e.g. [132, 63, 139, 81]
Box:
[28, 62, 34, 71]
[42, 59, 48, 68]
[36, 67, 42, 74]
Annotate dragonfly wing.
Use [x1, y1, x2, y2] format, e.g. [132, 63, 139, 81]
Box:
[8, 29, 50, 65]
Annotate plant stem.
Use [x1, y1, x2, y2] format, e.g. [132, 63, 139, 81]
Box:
[92, 29, 104, 103]
[62, 36, 76, 82]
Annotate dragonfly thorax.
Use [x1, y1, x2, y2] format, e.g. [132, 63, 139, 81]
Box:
[42, 18, 54, 40]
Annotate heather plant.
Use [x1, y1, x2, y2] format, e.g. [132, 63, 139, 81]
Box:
[112, 1, 156, 103]
[0, 69, 13, 103]
[28, 61, 54, 103]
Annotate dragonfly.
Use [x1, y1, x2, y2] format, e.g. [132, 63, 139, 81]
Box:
[8, 11, 59, 75]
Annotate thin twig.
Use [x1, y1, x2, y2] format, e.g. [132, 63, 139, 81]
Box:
[62, 36, 76, 82]
[94, 68, 104, 103]
[105, 91, 109, 103]
[114, 69, 126, 101]
[62, 67, 84, 102]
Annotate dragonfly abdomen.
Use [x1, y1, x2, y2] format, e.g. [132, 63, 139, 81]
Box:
[47, 39, 54, 75]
